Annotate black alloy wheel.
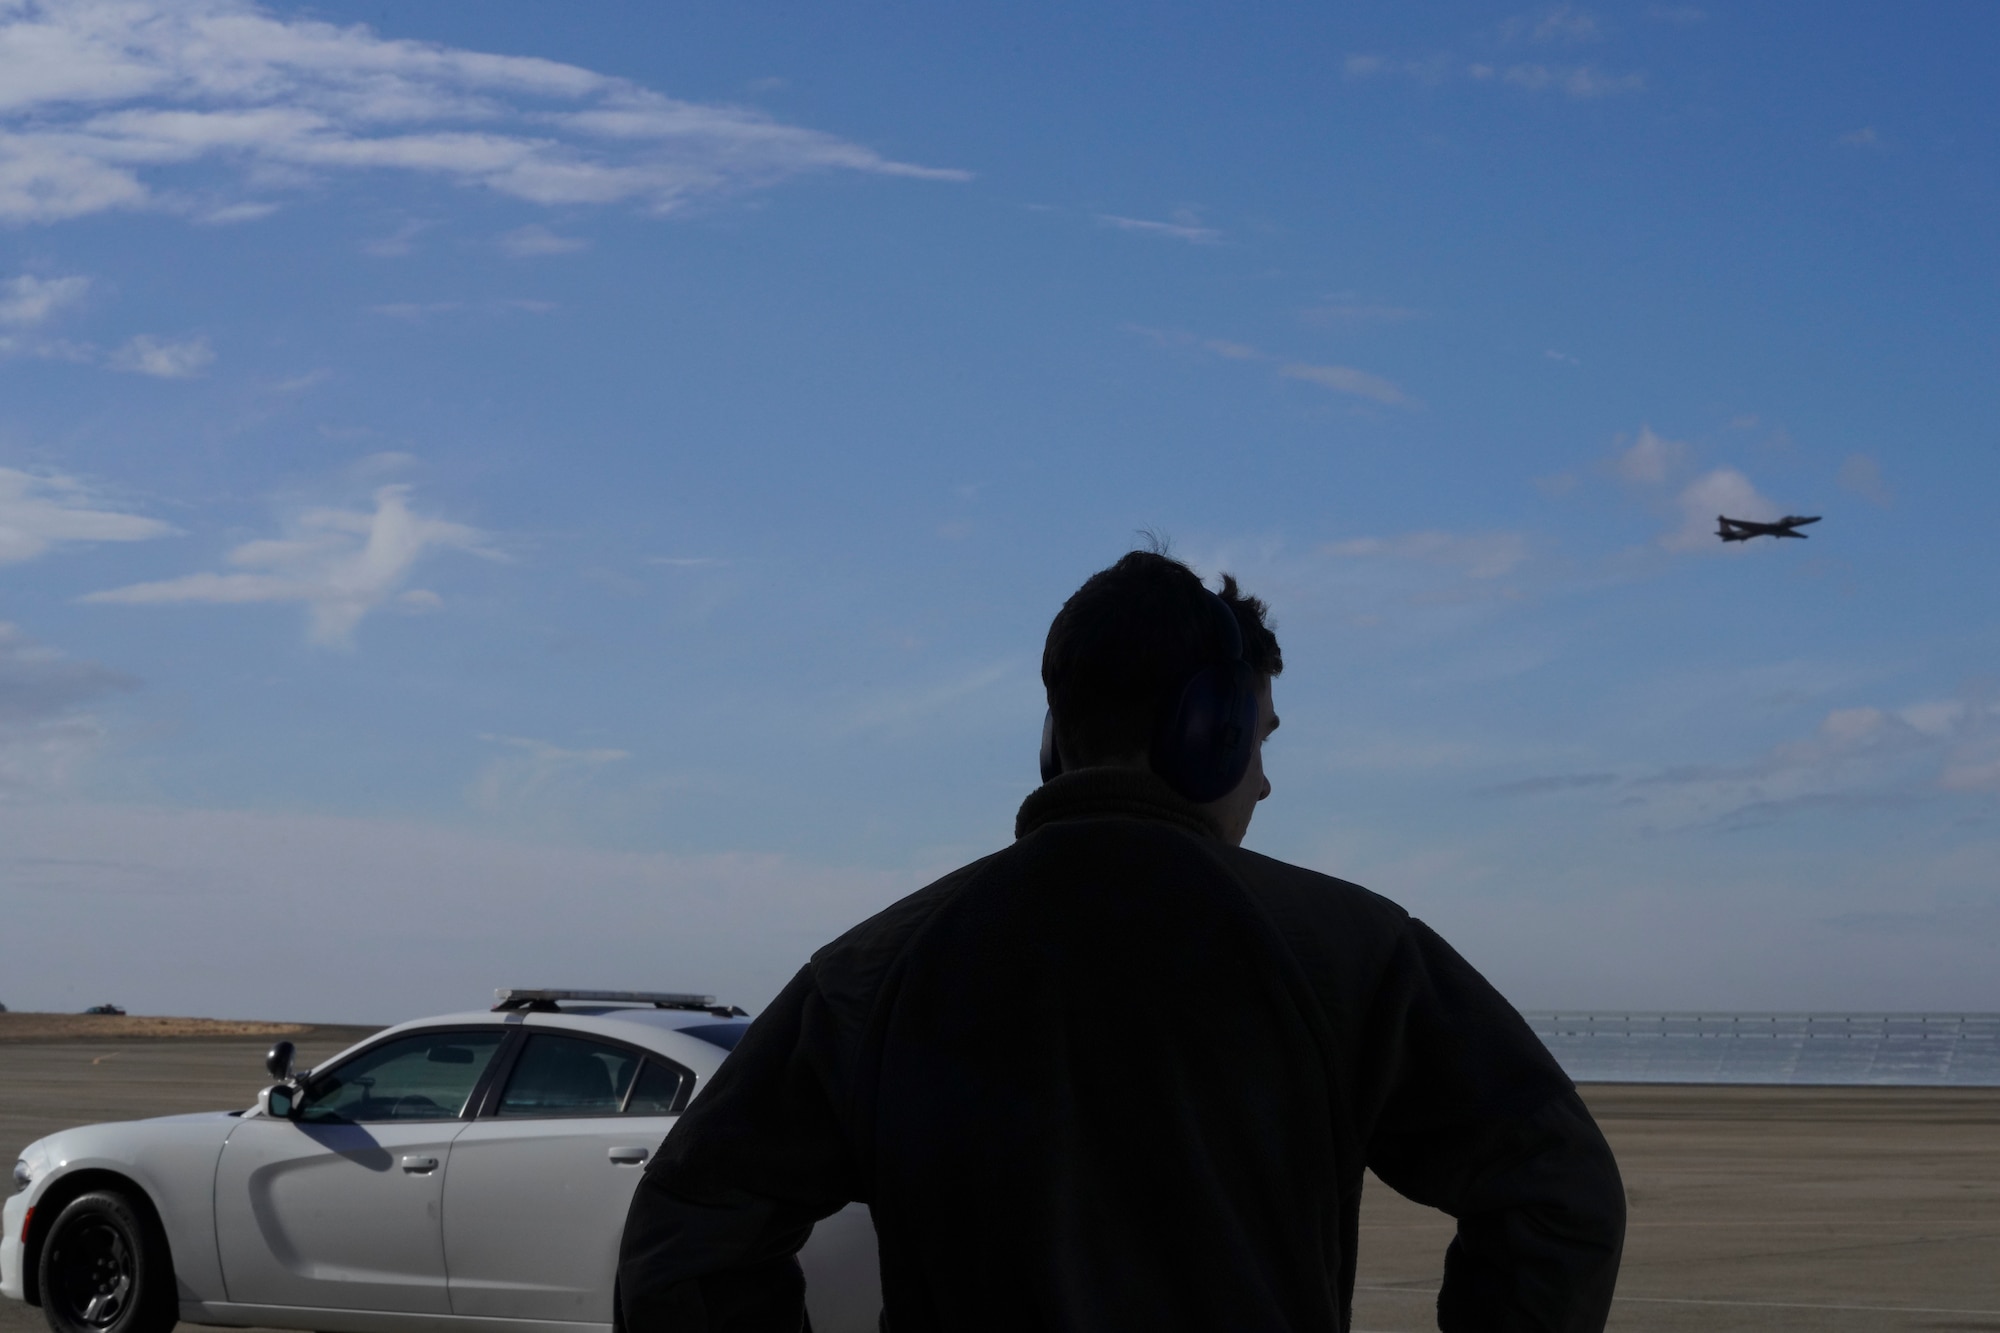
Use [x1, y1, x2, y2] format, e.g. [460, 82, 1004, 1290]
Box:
[37, 1191, 176, 1333]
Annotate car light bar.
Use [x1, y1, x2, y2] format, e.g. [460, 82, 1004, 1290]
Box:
[492, 988, 739, 1014]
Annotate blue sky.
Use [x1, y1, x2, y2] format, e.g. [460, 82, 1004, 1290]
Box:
[2, 1, 1996, 1022]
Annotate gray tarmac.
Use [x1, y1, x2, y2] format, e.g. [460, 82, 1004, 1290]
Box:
[4, 1035, 1997, 1333]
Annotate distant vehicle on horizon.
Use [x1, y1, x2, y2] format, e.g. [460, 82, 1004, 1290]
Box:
[80, 1005, 125, 1016]
[1717, 514, 1821, 542]
[4, 988, 882, 1333]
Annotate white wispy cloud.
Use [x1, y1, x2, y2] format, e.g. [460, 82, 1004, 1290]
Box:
[1278, 361, 1415, 407]
[1837, 453, 1892, 506]
[1301, 299, 1422, 326]
[1490, 63, 1645, 96]
[1838, 126, 1880, 148]
[1342, 53, 1455, 87]
[199, 200, 278, 225]
[108, 332, 213, 377]
[0, 621, 133, 793]
[361, 218, 434, 257]
[1503, 6, 1603, 44]
[1632, 696, 2000, 826]
[1121, 325, 1265, 361]
[0, 0, 969, 226]
[498, 223, 588, 257]
[1349, 50, 1642, 98]
[268, 367, 331, 393]
[0, 467, 178, 564]
[1093, 212, 1221, 244]
[837, 660, 1016, 736]
[1612, 424, 1685, 484]
[1469, 691, 2000, 834]
[1663, 466, 1781, 552]
[1122, 326, 1414, 409]
[0, 800, 921, 1017]
[0, 274, 89, 325]
[1325, 530, 1530, 580]
[81, 483, 496, 646]
[1184, 531, 1536, 640]
[369, 299, 553, 319]
[1596, 427, 1794, 554]
[470, 733, 630, 812]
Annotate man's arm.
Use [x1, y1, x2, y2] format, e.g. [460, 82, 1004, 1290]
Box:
[619, 1182, 814, 1333]
[619, 967, 856, 1333]
[1361, 921, 1626, 1333]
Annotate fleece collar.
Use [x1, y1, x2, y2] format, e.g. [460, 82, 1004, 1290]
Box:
[1014, 766, 1223, 843]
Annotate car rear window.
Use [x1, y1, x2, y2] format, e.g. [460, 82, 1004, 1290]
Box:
[680, 1021, 749, 1050]
[624, 1060, 685, 1114]
[497, 1033, 641, 1117]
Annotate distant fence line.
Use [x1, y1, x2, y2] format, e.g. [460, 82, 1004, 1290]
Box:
[1523, 1012, 2000, 1086]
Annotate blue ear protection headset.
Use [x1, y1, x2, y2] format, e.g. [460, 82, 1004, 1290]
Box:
[1039, 588, 1261, 803]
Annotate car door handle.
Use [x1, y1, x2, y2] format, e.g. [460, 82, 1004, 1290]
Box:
[608, 1147, 649, 1165]
[400, 1155, 439, 1174]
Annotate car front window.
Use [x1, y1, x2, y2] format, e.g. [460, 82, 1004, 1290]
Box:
[299, 1029, 504, 1123]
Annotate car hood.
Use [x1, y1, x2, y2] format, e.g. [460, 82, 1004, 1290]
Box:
[18, 1110, 243, 1178]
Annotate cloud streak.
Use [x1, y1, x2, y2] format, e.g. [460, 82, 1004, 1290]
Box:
[0, 0, 968, 225]
[108, 333, 213, 377]
[1326, 530, 1530, 580]
[0, 274, 89, 325]
[498, 223, 588, 257]
[1094, 212, 1221, 244]
[0, 622, 134, 793]
[82, 484, 495, 645]
[0, 467, 178, 564]
[1554, 696, 2000, 830]
[1279, 361, 1415, 407]
[1347, 52, 1644, 98]
[1663, 466, 1780, 552]
[1122, 326, 1417, 410]
[1837, 453, 1892, 506]
[470, 733, 630, 813]
[1600, 426, 1792, 554]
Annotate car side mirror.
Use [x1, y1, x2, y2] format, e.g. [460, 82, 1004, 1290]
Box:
[265, 1040, 296, 1080]
[259, 1083, 299, 1120]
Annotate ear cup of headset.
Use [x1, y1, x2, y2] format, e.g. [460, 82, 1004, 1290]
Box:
[1152, 657, 1259, 802]
[1039, 709, 1062, 784]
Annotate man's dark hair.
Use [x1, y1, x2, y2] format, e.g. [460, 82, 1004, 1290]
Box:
[1042, 550, 1282, 766]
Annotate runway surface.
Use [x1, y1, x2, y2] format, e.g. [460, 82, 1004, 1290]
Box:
[4, 1033, 1997, 1333]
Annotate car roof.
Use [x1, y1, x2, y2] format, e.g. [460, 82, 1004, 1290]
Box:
[310, 1004, 751, 1077]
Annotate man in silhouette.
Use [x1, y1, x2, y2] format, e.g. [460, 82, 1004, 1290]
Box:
[622, 550, 1625, 1332]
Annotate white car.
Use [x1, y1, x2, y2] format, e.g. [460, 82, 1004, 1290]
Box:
[4, 990, 880, 1333]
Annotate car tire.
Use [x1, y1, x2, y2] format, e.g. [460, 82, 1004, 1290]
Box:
[37, 1191, 177, 1333]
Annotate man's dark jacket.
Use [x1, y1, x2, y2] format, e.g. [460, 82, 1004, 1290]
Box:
[621, 768, 1626, 1332]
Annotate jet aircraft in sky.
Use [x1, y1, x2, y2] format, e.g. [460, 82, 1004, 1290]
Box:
[1716, 514, 1821, 542]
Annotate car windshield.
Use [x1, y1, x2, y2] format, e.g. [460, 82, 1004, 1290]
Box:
[299, 1029, 504, 1123]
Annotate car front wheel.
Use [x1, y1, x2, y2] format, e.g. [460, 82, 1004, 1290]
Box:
[37, 1191, 177, 1333]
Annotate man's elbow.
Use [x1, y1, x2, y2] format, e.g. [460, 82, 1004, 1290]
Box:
[618, 1172, 817, 1333]
[1570, 1099, 1627, 1256]
[1531, 1098, 1627, 1328]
